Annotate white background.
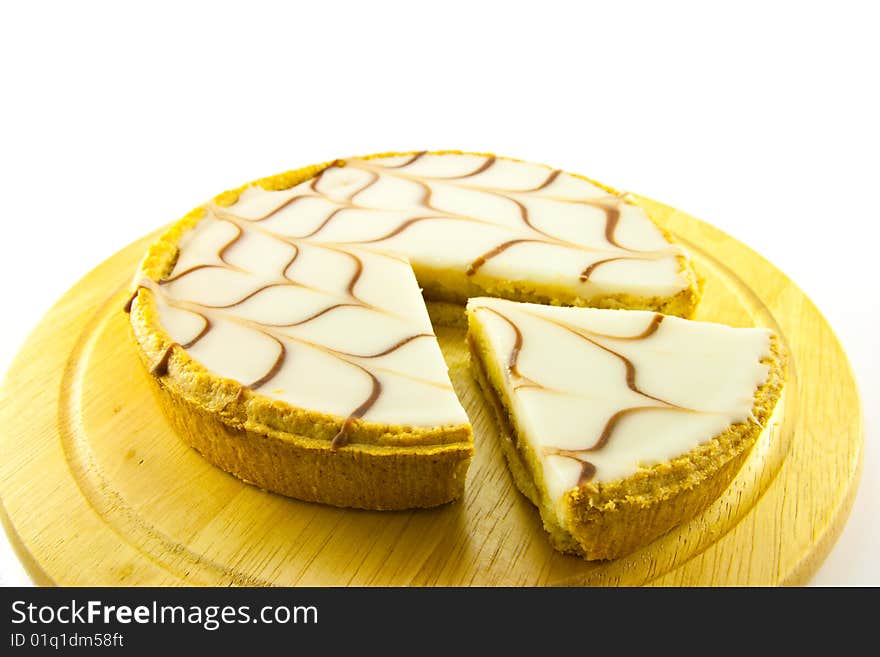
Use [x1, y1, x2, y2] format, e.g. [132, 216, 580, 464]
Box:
[1, 1, 876, 586]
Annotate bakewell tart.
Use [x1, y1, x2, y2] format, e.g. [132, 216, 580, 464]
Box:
[127, 151, 702, 510]
[466, 297, 785, 559]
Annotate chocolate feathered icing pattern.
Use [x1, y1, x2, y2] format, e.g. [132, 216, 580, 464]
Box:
[130, 152, 693, 444]
[468, 297, 773, 490]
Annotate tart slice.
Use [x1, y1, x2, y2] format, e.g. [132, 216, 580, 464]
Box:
[466, 297, 785, 559]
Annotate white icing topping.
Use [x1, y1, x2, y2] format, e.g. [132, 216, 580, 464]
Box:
[143, 153, 694, 435]
[466, 297, 772, 517]
[149, 233, 467, 429]
[223, 153, 690, 297]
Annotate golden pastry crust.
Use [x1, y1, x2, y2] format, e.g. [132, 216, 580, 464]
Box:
[128, 150, 700, 511]
[467, 310, 786, 560]
[146, 370, 472, 510]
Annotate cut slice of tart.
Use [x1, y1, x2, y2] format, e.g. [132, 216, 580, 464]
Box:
[466, 297, 785, 559]
[127, 150, 702, 511]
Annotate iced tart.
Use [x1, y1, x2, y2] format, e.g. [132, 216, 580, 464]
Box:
[466, 297, 785, 559]
[127, 151, 701, 510]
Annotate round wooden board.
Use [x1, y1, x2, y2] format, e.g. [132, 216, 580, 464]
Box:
[0, 197, 863, 586]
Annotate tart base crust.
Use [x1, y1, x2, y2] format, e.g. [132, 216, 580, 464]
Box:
[139, 356, 473, 511]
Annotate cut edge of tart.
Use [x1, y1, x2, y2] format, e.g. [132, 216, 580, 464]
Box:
[465, 297, 786, 559]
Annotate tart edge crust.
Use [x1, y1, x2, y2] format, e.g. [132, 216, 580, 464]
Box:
[142, 366, 473, 510]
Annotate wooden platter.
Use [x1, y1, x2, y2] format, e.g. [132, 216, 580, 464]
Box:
[0, 196, 863, 586]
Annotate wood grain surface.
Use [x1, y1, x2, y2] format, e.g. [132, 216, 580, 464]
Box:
[0, 196, 863, 586]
